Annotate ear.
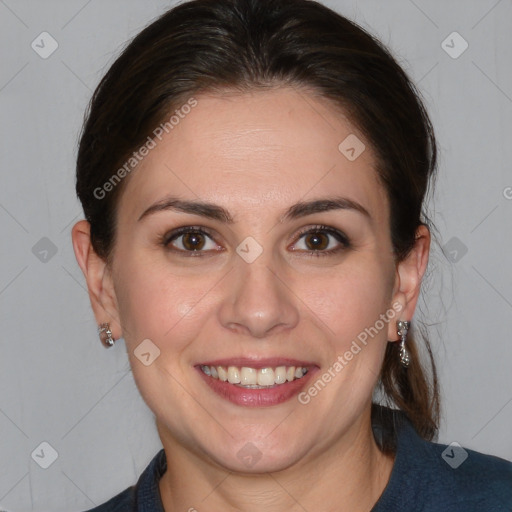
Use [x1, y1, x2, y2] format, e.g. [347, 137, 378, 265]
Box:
[71, 220, 122, 340]
[387, 224, 430, 342]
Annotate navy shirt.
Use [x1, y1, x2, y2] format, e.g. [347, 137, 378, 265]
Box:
[86, 407, 512, 511]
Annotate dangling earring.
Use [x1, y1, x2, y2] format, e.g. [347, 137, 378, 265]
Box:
[98, 322, 115, 348]
[397, 320, 411, 368]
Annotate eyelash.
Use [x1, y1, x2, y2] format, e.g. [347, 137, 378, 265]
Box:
[160, 224, 351, 258]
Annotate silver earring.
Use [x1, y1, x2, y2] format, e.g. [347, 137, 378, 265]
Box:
[397, 320, 411, 368]
[98, 322, 115, 348]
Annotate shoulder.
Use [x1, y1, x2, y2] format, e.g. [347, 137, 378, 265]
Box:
[83, 486, 136, 511]
[372, 406, 512, 511]
[82, 449, 167, 512]
[420, 439, 512, 509]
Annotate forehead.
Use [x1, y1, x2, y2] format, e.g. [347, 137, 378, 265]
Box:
[117, 87, 388, 224]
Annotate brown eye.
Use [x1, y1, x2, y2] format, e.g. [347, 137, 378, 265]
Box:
[292, 225, 351, 257]
[304, 232, 329, 251]
[181, 232, 206, 251]
[163, 227, 219, 255]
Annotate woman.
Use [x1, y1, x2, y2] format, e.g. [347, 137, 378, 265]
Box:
[71, 0, 512, 510]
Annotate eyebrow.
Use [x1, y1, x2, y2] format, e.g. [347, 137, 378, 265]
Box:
[137, 195, 371, 223]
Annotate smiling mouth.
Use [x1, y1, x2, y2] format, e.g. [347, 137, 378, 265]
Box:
[200, 364, 309, 388]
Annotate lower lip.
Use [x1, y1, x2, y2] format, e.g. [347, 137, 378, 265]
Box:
[196, 367, 316, 407]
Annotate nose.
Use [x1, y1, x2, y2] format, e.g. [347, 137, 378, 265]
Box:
[217, 255, 300, 339]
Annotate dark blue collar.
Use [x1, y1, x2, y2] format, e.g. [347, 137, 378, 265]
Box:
[133, 448, 166, 511]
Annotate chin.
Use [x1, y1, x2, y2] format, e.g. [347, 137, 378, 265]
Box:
[201, 434, 308, 474]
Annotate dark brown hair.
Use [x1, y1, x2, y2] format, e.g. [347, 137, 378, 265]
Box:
[76, 0, 439, 439]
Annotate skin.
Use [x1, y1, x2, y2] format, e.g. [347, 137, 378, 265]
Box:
[72, 87, 430, 512]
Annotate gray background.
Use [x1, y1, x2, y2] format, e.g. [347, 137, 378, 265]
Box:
[1, 0, 511, 510]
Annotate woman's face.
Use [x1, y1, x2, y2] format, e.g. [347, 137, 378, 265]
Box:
[102, 87, 408, 472]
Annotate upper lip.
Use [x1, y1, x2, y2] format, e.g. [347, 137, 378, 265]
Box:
[197, 357, 317, 369]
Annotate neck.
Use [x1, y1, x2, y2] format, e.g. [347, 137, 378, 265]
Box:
[158, 408, 394, 512]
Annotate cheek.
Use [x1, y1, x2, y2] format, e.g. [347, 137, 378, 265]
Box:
[113, 256, 222, 351]
[297, 256, 394, 345]
[113, 260, 221, 421]
[291, 259, 395, 426]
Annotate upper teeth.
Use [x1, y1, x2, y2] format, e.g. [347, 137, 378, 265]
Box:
[200, 365, 308, 387]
